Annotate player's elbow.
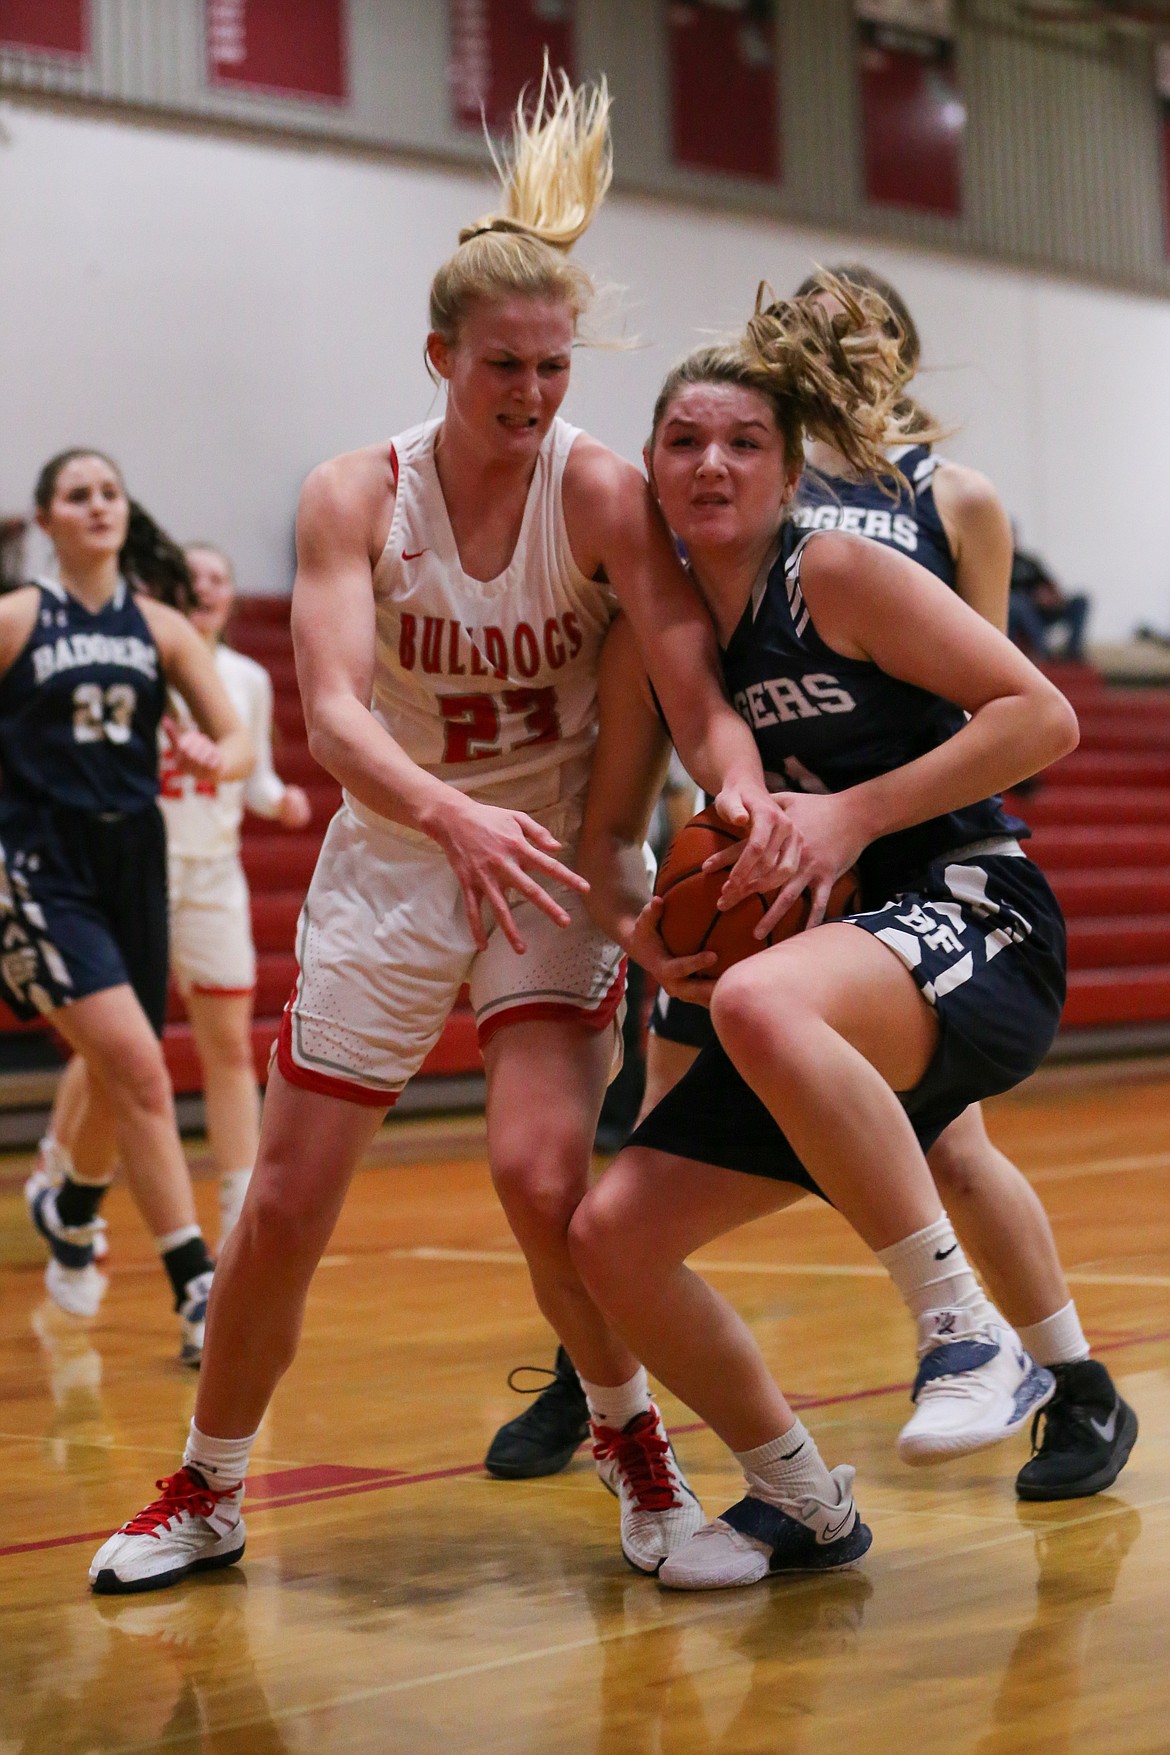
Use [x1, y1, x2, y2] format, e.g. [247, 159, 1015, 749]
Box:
[1032, 683, 1079, 767]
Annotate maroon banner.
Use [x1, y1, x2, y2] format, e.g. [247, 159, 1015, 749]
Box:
[666, 0, 780, 183]
[0, 0, 86, 55]
[857, 17, 963, 214]
[207, 0, 347, 103]
[450, 0, 576, 133]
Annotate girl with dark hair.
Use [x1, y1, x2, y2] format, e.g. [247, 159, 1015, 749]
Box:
[6, 449, 252, 1362]
[566, 281, 1094, 1588]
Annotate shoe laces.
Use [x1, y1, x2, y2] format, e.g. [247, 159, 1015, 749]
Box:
[121, 1467, 236, 1538]
[592, 1410, 681, 1512]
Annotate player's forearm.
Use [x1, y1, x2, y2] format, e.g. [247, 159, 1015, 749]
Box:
[578, 832, 651, 952]
[846, 691, 1079, 847]
[649, 660, 763, 798]
[215, 729, 255, 784]
[305, 692, 453, 831]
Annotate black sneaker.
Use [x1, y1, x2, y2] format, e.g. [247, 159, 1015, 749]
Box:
[484, 1346, 590, 1479]
[1016, 1358, 1138, 1501]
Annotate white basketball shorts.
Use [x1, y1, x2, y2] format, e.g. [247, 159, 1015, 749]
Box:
[275, 803, 626, 1107]
[169, 852, 257, 996]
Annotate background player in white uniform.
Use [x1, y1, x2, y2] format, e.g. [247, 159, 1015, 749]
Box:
[92, 69, 795, 1594]
[165, 543, 311, 1240]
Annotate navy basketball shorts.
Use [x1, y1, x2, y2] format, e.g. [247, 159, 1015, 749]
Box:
[649, 987, 716, 1051]
[629, 844, 1066, 1198]
[0, 801, 170, 1036]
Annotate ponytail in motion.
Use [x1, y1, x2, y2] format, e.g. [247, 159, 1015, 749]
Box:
[650, 271, 945, 493]
[428, 58, 612, 349]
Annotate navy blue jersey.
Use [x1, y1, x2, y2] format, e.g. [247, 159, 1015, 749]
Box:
[792, 443, 954, 588]
[0, 579, 166, 815]
[723, 524, 1026, 898]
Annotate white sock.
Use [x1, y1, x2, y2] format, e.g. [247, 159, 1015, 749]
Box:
[735, 1420, 838, 1512]
[579, 1366, 652, 1431]
[183, 1421, 256, 1489]
[1017, 1301, 1090, 1367]
[877, 1214, 996, 1326]
[154, 1224, 203, 1256]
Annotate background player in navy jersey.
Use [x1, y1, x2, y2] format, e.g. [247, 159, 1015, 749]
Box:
[564, 280, 1110, 1588]
[493, 264, 1136, 1509]
[3, 449, 253, 1363]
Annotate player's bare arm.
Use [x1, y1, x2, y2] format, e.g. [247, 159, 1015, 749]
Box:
[562, 437, 799, 905]
[291, 446, 587, 955]
[577, 615, 718, 1002]
[756, 530, 1079, 928]
[141, 596, 253, 784]
[932, 461, 1014, 632]
[0, 586, 43, 680]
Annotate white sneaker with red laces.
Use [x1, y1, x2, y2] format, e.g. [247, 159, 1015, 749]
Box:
[592, 1403, 705, 1574]
[89, 1466, 245, 1594]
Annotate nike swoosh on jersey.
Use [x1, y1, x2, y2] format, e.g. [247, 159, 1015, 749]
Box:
[1090, 1406, 1119, 1444]
[402, 548, 428, 561]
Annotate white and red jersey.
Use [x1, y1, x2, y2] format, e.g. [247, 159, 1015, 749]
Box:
[160, 643, 288, 859]
[356, 416, 615, 832]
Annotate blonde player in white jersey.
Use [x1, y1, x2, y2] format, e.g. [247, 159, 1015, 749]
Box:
[91, 69, 797, 1595]
[162, 544, 311, 1239]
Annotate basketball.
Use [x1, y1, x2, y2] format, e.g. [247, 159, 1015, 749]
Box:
[655, 804, 862, 978]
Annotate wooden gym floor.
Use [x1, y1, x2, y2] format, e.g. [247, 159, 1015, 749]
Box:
[0, 1065, 1167, 1754]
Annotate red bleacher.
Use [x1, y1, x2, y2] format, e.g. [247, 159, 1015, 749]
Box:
[3, 625, 1169, 1096]
[1008, 662, 1170, 1030]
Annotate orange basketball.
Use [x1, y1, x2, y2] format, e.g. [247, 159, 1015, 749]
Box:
[654, 804, 862, 979]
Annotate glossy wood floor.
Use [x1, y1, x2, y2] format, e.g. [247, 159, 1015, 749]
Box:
[1, 1066, 1167, 1754]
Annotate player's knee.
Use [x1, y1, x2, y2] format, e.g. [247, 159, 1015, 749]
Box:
[492, 1148, 583, 1245]
[97, 1037, 171, 1119]
[242, 1173, 324, 1258]
[711, 960, 800, 1062]
[926, 1130, 981, 1203]
[568, 1168, 649, 1301]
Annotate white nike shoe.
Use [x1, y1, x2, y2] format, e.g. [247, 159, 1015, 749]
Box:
[592, 1403, 706, 1574]
[89, 1466, 245, 1594]
[898, 1307, 1055, 1465]
[25, 1167, 109, 1316]
[217, 1170, 251, 1247]
[659, 1465, 872, 1591]
[177, 1270, 214, 1370]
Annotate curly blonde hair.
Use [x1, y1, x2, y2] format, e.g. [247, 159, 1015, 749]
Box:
[649, 272, 944, 492]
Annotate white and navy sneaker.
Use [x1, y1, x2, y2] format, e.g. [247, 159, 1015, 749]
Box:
[659, 1465, 872, 1591]
[217, 1170, 251, 1247]
[89, 1466, 245, 1594]
[592, 1403, 705, 1574]
[898, 1307, 1055, 1465]
[25, 1166, 109, 1318]
[177, 1271, 214, 1370]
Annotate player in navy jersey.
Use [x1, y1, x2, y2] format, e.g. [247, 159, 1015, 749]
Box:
[3, 449, 253, 1363]
[562, 279, 1110, 1589]
[490, 267, 1136, 1505]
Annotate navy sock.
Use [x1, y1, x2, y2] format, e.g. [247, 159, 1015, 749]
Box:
[162, 1237, 214, 1308]
[54, 1175, 109, 1228]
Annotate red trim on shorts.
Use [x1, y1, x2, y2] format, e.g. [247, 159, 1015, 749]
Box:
[476, 958, 627, 1050]
[275, 1004, 399, 1109]
[189, 984, 257, 997]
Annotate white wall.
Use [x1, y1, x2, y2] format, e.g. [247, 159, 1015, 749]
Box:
[2, 102, 1169, 638]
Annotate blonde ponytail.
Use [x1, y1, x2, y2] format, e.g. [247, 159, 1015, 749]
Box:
[430, 60, 612, 344]
[649, 272, 945, 493]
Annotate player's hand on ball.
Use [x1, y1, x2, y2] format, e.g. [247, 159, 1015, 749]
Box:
[705, 780, 802, 907]
[278, 785, 312, 830]
[629, 897, 719, 1007]
[162, 715, 224, 786]
[755, 791, 868, 936]
[427, 792, 589, 956]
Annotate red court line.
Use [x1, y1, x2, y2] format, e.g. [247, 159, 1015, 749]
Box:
[4, 1323, 1167, 1563]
